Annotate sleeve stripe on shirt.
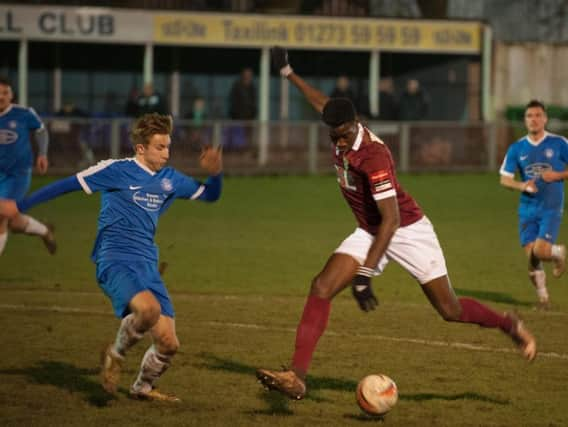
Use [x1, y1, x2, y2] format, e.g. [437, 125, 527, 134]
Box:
[28, 107, 44, 129]
[76, 173, 92, 195]
[190, 184, 206, 200]
[76, 159, 118, 195]
[373, 189, 397, 201]
[499, 154, 515, 176]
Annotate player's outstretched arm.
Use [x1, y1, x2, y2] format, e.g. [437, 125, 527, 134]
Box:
[271, 46, 329, 114]
[17, 176, 82, 212]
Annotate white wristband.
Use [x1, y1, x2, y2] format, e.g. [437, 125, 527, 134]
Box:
[280, 64, 293, 77]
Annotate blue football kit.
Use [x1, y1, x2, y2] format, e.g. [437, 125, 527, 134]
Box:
[500, 132, 568, 246]
[19, 157, 222, 318]
[0, 104, 44, 200]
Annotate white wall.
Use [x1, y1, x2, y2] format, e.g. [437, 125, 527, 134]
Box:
[494, 42, 568, 115]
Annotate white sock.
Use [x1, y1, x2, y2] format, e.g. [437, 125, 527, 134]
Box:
[529, 270, 548, 300]
[551, 244, 564, 259]
[131, 345, 172, 393]
[113, 313, 144, 357]
[0, 232, 7, 255]
[23, 215, 48, 236]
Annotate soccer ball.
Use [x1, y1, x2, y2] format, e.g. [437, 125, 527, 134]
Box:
[356, 374, 398, 416]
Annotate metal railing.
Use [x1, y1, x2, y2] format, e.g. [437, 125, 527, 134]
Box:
[43, 117, 548, 175]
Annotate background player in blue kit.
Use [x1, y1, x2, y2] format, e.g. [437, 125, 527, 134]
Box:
[1, 113, 223, 401]
[500, 100, 568, 310]
[0, 76, 56, 256]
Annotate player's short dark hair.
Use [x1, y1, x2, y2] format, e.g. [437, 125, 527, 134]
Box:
[0, 76, 12, 88]
[525, 99, 546, 113]
[130, 113, 173, 148]
[322, 98, 356, 127]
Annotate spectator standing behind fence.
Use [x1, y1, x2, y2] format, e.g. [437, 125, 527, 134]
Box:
[229, 68, 257, 120]
[330, 75, 357, 104]
[399, 78, 428, 121]
[55, 101, 94, 168]
[226, 68, 257, 151]
[185, 97, 210, 148]
[376, 77, 399, 121]
[135, 83, 168, 116]
[331, 75, 371, 119]
[124, 87, 139, 117]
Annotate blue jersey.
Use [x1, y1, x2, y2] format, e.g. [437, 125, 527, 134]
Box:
[500, 133, 568, 211]
[76, 158, 206, 263]
[0, 104, 44, 173]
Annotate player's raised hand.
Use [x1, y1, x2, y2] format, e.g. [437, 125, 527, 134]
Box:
[0, 199, 19, 219]
[199, 145, 223, 176]
[351, 267, 379, 312]
[36, 155, 49, 175]
[271, 46, 293, 77]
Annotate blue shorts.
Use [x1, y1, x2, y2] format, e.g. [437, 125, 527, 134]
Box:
[0, 170, 31, 200]
[519, 207, 563, 246]
[96, 260, 175, 319]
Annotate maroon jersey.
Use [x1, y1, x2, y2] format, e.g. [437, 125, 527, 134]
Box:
[333, 124, 423, 234]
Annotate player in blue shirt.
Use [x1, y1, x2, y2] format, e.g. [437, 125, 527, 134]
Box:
[0, 113, 223, 402]
[0, 76, 56, 256]
[500, 100, 568, 310]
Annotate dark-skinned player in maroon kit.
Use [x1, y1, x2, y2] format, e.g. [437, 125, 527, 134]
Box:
[256, 46, 537, 401]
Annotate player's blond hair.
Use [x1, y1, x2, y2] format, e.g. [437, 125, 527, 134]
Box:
[130, 113, 173, 148]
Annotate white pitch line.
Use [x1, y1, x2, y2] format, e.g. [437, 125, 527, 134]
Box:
[204, 321, 568, 360]
[2, 303, 567, 361]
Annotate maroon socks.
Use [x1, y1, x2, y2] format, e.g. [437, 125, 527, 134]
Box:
[292, 295, 331, 376]
[458, 297, 512, 333]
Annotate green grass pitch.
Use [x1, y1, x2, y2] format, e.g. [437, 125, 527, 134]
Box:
[1, 174, 567, 426]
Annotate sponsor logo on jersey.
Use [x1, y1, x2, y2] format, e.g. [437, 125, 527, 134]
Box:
[370, 170, 389, 182]
[0, 129, 18, 145]
[129, 185, 142, 190]
[161, 178, 173, 192]
[335, 164, 357, 191]
[525, 162, 552, 178]
[133, 192, 166, 211]
[520, 155, 528, 161]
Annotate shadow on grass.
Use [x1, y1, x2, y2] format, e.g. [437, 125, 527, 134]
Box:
[0, 360, 116, 407]
[455, 288, 533, 308]
[197, 352, 510, 415]
[401, 392, 509, 405]
[343, 413, 386, 422]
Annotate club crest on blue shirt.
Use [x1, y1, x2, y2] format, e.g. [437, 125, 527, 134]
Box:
[161, 178, 173, 192]
[8, 120, 17, 129]
[545, 149, 554, 159]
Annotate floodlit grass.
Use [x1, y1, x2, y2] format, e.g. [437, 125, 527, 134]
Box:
[1, 174, 567, 426]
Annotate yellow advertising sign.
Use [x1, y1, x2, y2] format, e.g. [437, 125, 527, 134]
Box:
[154, 14, 481, 53]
